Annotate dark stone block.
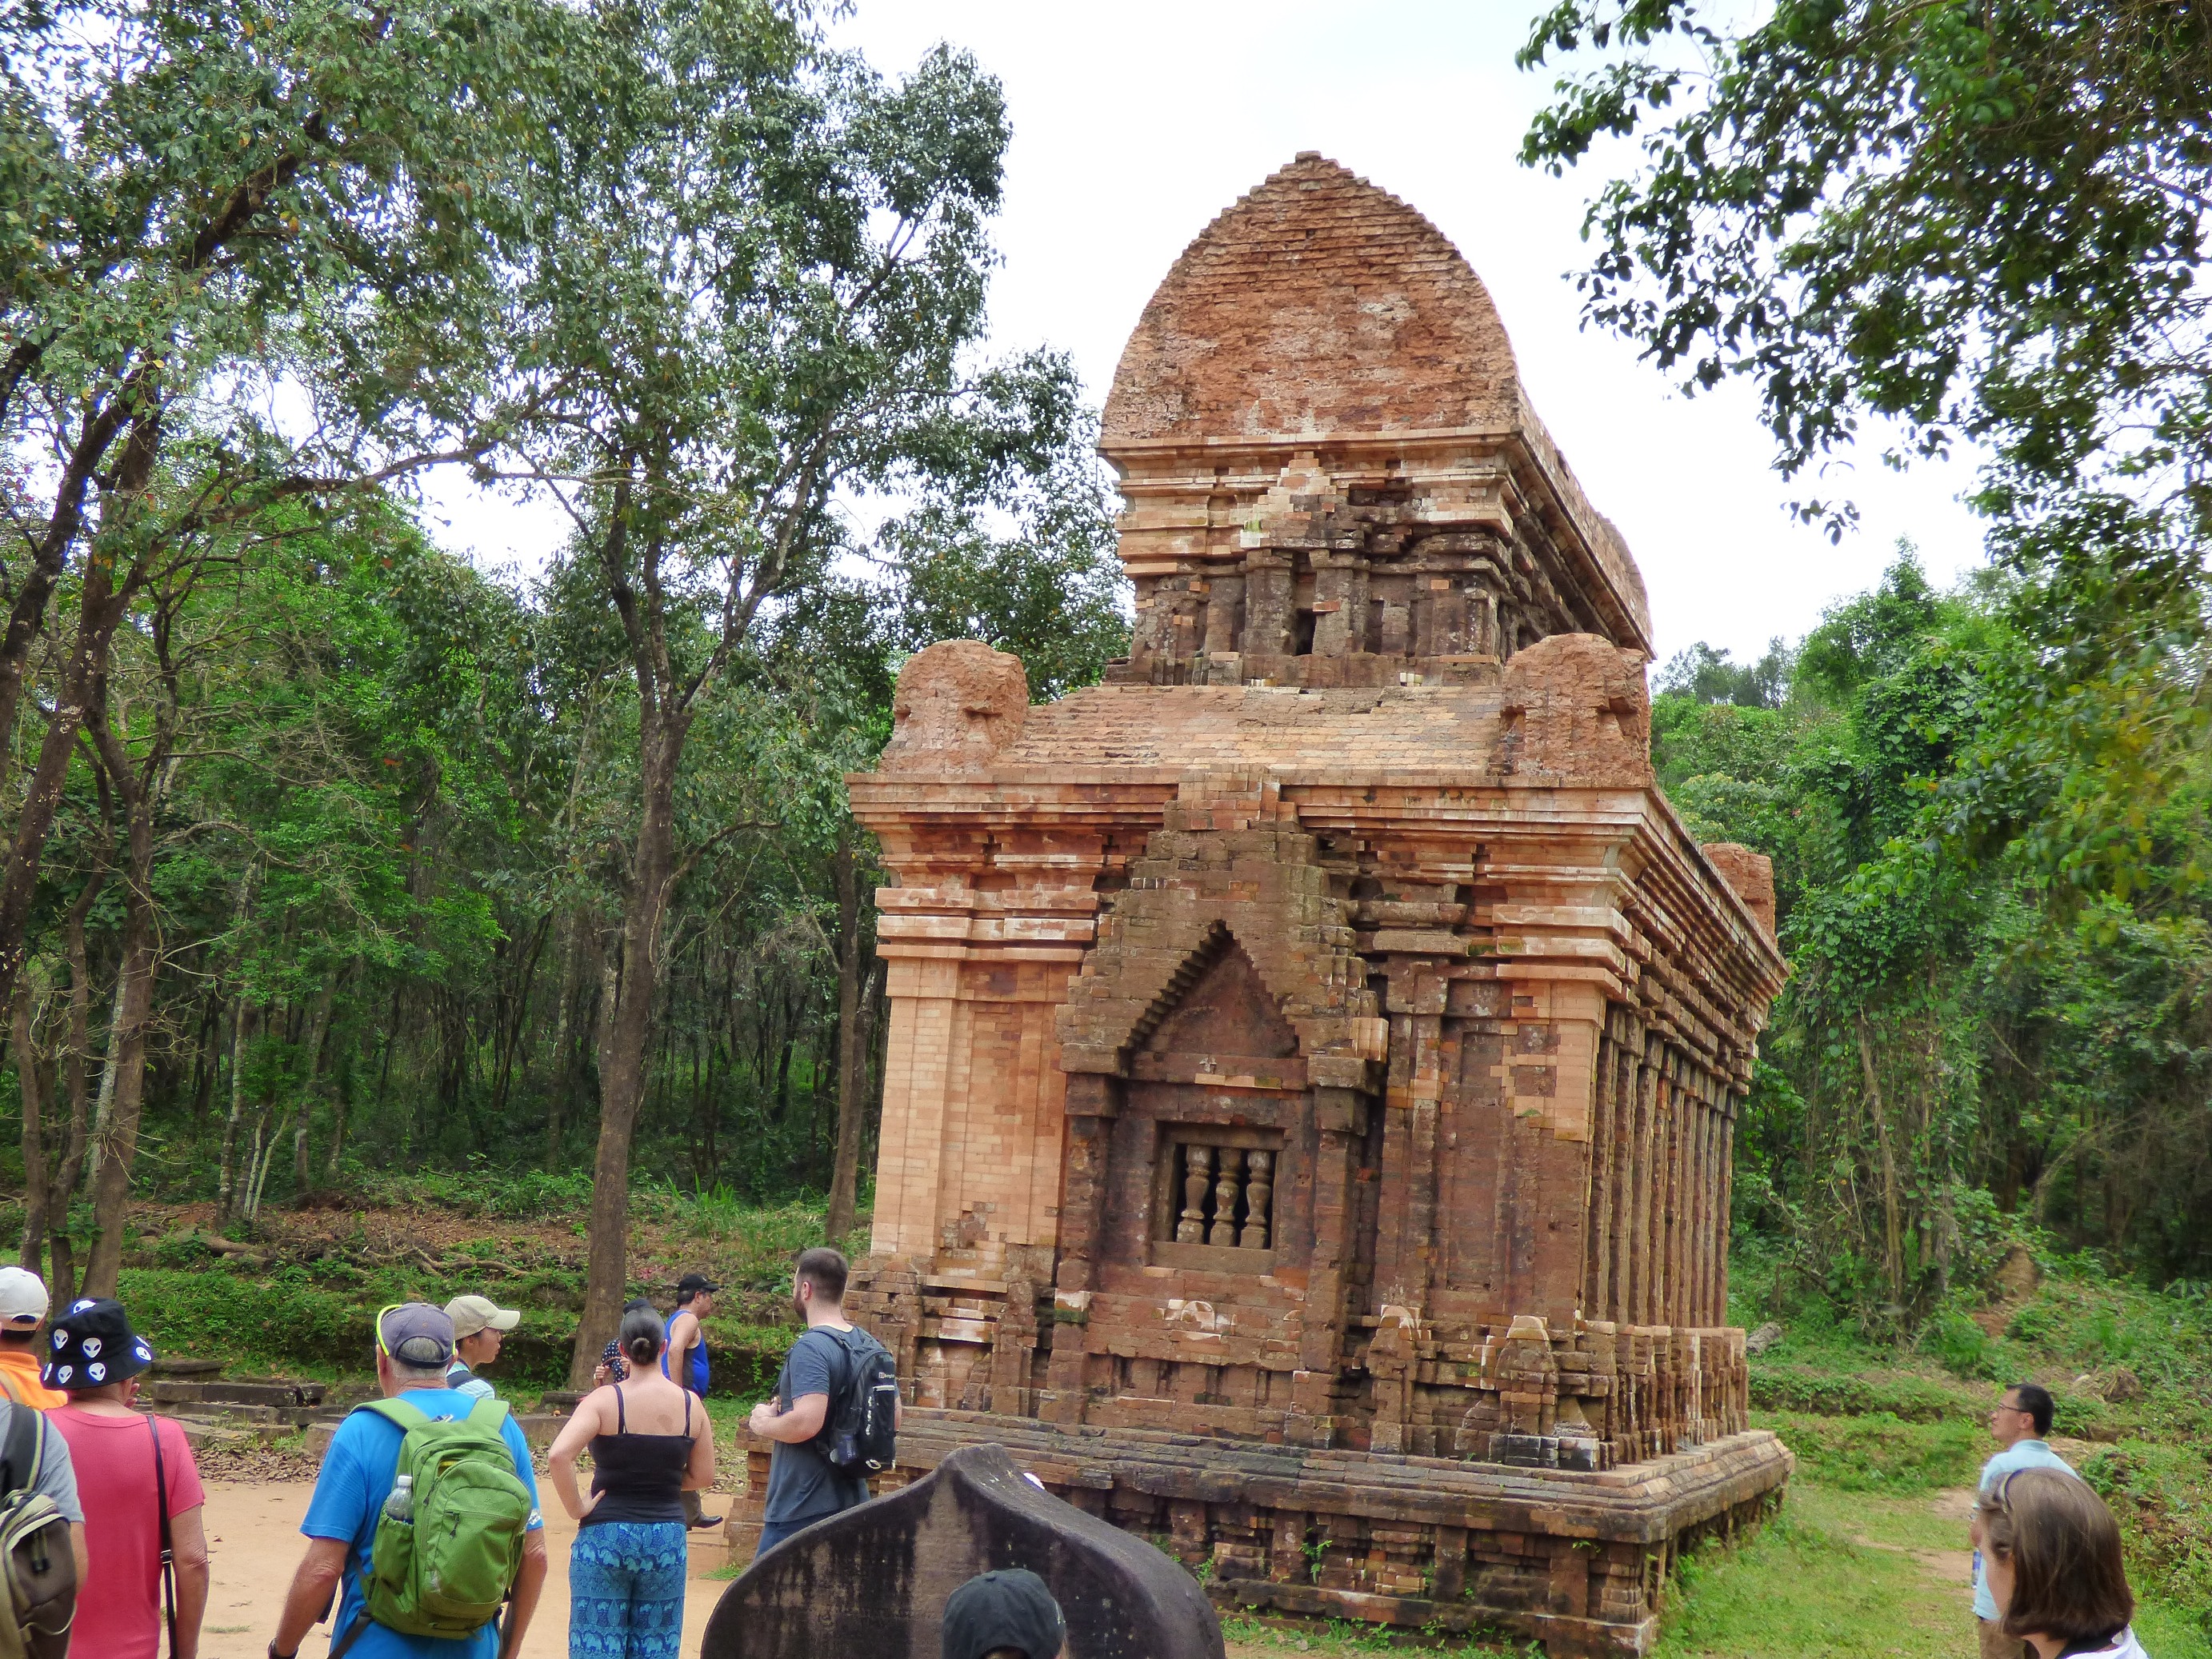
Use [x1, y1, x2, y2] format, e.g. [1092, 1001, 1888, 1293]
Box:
[702, 1442, 1222, 1659]
[1490, 1433, 1558, 1469]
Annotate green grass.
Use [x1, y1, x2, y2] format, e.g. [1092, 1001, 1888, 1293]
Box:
[1754, 1409, 1986, 1493]
[1656, 1484, 1972, 1658]
[1650, 1478, 2212, 1659]
[1732, 1234, 2212, 1646]
[1220, 1615, 1536, 1655]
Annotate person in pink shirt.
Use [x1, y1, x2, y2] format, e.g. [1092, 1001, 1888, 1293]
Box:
[45, 1297, 210, 1659]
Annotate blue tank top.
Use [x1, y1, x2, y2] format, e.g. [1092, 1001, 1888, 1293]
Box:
[662, 1310, 709, 1393]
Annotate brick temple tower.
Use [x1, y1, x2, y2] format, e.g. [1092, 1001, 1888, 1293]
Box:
[732, 154, 1794, 1656]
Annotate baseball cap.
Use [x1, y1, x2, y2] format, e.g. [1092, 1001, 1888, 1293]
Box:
[43, 1297, 155, 1391]
[445, 1295, 521, 1340]
[0, 1266, 49, 1328]
[941, 1569, 1066, 1659]
[377, 1302, 455, 1369]
[675, 1273, 722, 1296]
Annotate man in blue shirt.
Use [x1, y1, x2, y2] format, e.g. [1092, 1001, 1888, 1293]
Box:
[663, 1273, 722, 1529]
[266, 1305, 548, 1659]
[1970, 1381, 2073, 1659]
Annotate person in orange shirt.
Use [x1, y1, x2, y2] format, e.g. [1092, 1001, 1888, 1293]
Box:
[0, 1265, 68, 1409]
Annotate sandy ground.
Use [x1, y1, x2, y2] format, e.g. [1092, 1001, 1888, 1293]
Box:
[196, 1479, 740, 1658]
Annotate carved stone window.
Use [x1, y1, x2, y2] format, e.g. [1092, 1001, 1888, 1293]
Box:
[1151, 1125, 1281, 1271]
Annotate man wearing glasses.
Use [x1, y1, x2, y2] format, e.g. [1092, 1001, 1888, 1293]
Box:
[265, 1303, 549, 1659]
[1970, 1382, 2072, 1659]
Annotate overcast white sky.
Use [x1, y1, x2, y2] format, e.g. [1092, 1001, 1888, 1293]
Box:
[426, 1, 1990, 669]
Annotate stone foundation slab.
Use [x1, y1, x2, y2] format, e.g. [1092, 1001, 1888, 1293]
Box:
[731, 1410, 1792, 1655]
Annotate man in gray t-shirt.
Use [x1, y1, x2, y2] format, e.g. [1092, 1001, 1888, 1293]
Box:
[0, 1396, 88, 1585]
[746, 1247, 894, 1558]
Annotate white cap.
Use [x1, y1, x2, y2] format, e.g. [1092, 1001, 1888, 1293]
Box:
[0, 1266, 50, 1327]
[444, 1294, 521, 1340]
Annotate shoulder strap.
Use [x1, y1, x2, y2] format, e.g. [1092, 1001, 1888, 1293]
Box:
[0, 1400, 42, 1497]
[682, 1391, 691, 1437]
[151, 1414, 178, 1658]
[326, 1607, 375, 1659]
[462, 1393, 511, 1433]
[355, 1397, 432, 1433]
[614, 1384, 626, 1435]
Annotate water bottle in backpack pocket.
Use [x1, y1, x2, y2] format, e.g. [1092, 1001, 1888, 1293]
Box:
[822, 1327, 899, 1477]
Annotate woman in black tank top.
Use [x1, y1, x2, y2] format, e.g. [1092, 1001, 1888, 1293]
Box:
[548, 1308, 717, 1658]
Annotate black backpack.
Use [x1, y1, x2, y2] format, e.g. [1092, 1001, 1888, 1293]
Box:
[819, 1327, 898, 1477]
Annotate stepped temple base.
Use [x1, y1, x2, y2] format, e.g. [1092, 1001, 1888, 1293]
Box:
[730, 1410, 1792, 1656]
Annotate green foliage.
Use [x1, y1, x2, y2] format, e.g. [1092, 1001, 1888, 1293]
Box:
[2080, 1441, 2212, 1631]
[1519, 0, 2212, 948]
[357, 1167, 597, 1222]
[1748, 1369, 1967, 1425]
[1518, 0, 2212, 539]
[1755, 1410, 1986, 1493]
[1660, 550, 2212, 1316]
[879, 409, 1131, 701]
[1656, 638, 1793, 710]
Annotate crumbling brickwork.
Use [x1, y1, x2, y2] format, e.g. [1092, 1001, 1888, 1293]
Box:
[733, 155, 1791, 1656]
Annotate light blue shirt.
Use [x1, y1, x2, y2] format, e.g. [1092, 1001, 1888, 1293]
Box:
[300, 1388, 543, 1658]
[444, 1360, 496, 1403]
[1974, 1438, 2074, 1619]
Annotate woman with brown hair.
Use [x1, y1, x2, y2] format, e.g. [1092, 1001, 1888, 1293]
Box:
[1977, 1467, 2150, 1658]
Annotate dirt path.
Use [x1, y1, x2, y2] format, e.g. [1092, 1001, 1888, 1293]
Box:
[1836, 1486, 1978, 1593]
[196, 1480, 740, 1658]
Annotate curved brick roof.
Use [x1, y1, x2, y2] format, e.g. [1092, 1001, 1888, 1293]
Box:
[1103, 154, 1523, 444]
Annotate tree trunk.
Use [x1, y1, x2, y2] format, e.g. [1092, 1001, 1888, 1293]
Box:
[322, 1058, 352, 1185]
[48, 870, 106, 1303]
[571, 719, 686, 1386]
[542, 911, 583, 1173]
[79, 881, 155, 1298]
[82, 662, 173, 1298]
[14, 989, 48, 1274]
[84, 970, 126, 1189]
[217, 999, 261, 1223]
[188, 978, 222, 1133]
[0, 439, 157, 1021]
[291, 981, 336, 1202]
[825, 826, 870, 1245]
[1855, 1015, 1906, 1308]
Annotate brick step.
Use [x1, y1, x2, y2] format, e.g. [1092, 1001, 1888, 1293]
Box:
[151, 1377, 326, 1409]
[167, 1401, 319, 1430]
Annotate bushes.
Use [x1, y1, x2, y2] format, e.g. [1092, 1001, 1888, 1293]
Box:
[2079, 1443, 2212, 1625]
[1756, 1409, 1987, 1493]
[1748, 1366, 1970, 1423]
[354, 1167, 596, 1222]
[119, 1268, 378, 1380]
[113, 1264, 790, 1396]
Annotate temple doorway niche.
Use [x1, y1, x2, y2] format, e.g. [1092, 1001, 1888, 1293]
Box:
[1123, 936, 1304, 1277]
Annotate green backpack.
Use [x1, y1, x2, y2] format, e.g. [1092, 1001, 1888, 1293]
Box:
[332, 1395, 534, 1655]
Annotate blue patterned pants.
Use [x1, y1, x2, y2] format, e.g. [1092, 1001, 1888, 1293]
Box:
[569, 1519, 688, 1659]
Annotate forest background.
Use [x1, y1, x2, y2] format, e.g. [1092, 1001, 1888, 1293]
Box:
[2, 0, 2209, 1455]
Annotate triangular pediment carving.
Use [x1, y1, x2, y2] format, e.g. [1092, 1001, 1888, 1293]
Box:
[1056, 798, 1382, 1089]
[1137, 932, 1301, 1064]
